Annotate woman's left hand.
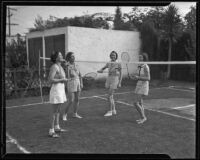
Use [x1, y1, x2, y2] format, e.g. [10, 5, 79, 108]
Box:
[118, 83, 121, 88]
[133, 75, 139, 80]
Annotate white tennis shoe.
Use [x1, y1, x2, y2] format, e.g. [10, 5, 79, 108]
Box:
[73, 113, 82, 119]
[104, 111, 113, 117]
[49, 129, 59, 138]
[63, 114, 67, 121]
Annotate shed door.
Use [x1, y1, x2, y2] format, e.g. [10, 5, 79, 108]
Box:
[28, 37, 43, 70]
[45, 34, 65, 68]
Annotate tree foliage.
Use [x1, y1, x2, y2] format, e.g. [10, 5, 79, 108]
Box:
[113, 7, 124, 30]
[6, 35, 27, 68]
[184, 5, 196, 61]
[29, 14, 109, 32]
[140, 20, 158, 61]
[162, 5, 183, 79]
[184, 6, 196, 30]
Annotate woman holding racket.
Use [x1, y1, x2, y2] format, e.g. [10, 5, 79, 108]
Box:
[131, 53, 150, 124]
[97, 51, 122, 116]
[48, 51, 68, 138]
[62, 52, 83, 121]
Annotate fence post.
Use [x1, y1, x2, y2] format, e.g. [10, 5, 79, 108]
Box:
[13, 68, 18, 96]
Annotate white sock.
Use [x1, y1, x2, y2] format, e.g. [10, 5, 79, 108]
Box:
[50, 128, 55, 133]
[55, 125, 60, 129]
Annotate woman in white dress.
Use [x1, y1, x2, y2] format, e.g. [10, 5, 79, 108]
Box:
[131, 53, 150, 124]
[48, 51, 68, 138]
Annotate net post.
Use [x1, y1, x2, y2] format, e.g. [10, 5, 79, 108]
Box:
[39, 50, 44, 103]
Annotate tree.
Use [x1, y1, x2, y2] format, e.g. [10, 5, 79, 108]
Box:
[113, 7, 124, 30]
[140, 20, 158, 60]
[6, 35, 27, 68]
[184, 5, 196, 61]
[184, 6, 196, 30]
[29, 15, 46, 32]
[29, 14, 109, 32]
[161, 4, 182, 79]
[92, 18, 109, 29]
[143, 7, 165, 61]
[183, 5, 196, 81]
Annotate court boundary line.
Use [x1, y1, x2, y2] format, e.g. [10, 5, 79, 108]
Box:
[173, 104, 195, 110]
[6, 86, 195, 109]
[168, 86, 195, 92]
[6, 91, 135, 109]
[94, 96, 195, 122]
[169, 86, 195, 90]
[6, 132, 31, 154]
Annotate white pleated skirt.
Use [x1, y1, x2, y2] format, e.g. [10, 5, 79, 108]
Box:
[49, 83, 67, 104]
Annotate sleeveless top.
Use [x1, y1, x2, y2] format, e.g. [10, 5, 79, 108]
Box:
[49, 63, 66, 85]
[57, 64, 65, 78]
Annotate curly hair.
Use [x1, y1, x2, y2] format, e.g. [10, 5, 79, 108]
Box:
[141, 52, 149, 61]
[65, 52, 74, 62]
[50, 51, 59, 63]
[110, 51, 118, 60]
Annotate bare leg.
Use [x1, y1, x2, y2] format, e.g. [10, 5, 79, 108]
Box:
[104, 89, 115, 116]
[49, 104, 60, 137]
[64, 92, 74, 114]
[73, 91, 82, 118]
[107, 95, 112, 111]
[63, 93, 74, 121]
[51, 114, 56, 130]
[109, 89, 115, 110]
[139, 98, 146, 121]
[134, 95, 147, 124]
[54, 104, 67, 132]
[55, 104, 61, 128]
[73, 91, 80, 114]
[51, 104, 59, 129]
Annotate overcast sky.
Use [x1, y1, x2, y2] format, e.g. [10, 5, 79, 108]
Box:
[7, 2, 196, 36]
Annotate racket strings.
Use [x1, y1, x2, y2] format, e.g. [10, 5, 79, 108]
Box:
[83, 72, 98, 79]
[121, 52, 131, 62]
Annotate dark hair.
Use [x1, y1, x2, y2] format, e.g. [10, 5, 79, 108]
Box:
[141, 53, 149, 61]
[51, 51, 59, 63]
[110, 51, 118, 60]
[65, 52, 74, 62]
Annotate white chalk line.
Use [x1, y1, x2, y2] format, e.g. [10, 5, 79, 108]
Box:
[6, 132, 31, 153]
[6, 86, 195, 109]
[172, 104, 195, 110]
[94, 96, 195, 122]
[168, 86, 195, 92]
[6, 101, 49, 109]
[6, 91, 134, 109]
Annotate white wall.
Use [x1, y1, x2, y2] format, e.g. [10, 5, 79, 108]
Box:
[67, 26, 141, 78]
[26, 26, 141, 78]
